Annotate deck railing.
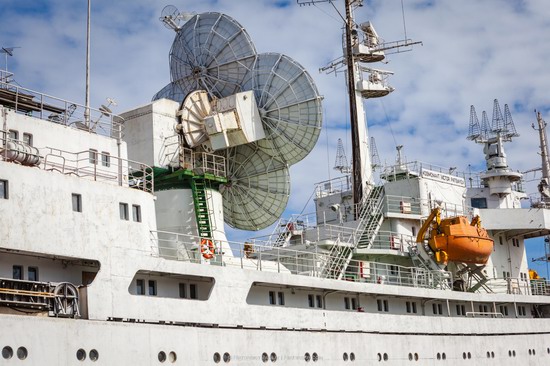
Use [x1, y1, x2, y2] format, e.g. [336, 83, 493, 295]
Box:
[41, 147, 154, 193]
[150, 230, 452, 291]
[0, 80, 123, 138]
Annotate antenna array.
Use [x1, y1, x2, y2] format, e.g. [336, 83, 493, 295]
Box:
[467, 99, 519, 143]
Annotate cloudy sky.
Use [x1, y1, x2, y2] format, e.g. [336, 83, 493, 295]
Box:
[2, 0, 550, 273]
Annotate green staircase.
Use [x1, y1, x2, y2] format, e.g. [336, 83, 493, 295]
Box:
[191, 178, 213, 239]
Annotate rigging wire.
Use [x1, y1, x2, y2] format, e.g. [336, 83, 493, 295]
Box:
[379, 99, 398, 148]
[401, 0, 408, 40]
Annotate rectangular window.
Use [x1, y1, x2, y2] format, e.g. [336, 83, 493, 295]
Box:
[277, 291, 285, 306]
[456, 304, 466, 316]
[22, 133, 33, 146]
[412, 302, 417, 314]
[499, 236, 503, 245]
[190, 284, 197, 299]
[72, 193, 82, 212]
[119, 203, 129, 220]
[136, 279, 145, 295]
[377, 299, 389, 312]
[500, 305, 508, 316]
[345, 297, 351, 310]
[8, 129, 18, 140]
[316, 295, 323, 308]
[433, 303, 443, 315]
[0, 180, 8, 199]
[28, 267, 38, 281]
[406, 301, 411, 313]
[12, 265, 23, 280]
[406, 301, 417, 313]
[268, 291, 276, 305]
[179, 283, 187, 298]
[470, 197, 488, 209]
[101, 152, 110, 167]
[351, 298, 357, 310]
[89, 149, 98, 164]
[148, 280, 157, 296]
[132, 205, 141, 222]
[308, 294, 314, 308]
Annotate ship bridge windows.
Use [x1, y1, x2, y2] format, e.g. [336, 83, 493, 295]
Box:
[471, 197, 487, 209]
[129, 271, 213, 300]
[0, 179, 8, 199]
[22, 133, 32, 146]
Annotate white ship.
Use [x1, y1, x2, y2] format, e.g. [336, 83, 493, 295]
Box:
[2, 1, 550, 365]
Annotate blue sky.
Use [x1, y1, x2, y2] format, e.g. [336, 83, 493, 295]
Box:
[2, 0, 550, 274]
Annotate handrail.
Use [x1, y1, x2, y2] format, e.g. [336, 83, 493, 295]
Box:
[0, 80, 123, 138]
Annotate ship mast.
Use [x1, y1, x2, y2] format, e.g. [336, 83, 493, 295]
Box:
[343, 0, 364, 207]
[534, 111, 550, 202]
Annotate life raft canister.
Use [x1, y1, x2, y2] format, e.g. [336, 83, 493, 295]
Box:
[200, 239, 215, 259]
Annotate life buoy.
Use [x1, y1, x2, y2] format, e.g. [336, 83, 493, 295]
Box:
[200, 239, 215, 259]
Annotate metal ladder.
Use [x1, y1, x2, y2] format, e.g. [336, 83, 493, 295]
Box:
[191, 178, 213, 239]
[321, 186, 385, 280]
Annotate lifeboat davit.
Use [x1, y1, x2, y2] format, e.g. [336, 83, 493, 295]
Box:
[417, 208, 494, 265]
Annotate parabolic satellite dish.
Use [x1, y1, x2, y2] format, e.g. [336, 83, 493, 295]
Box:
[153, 12, 322, 231]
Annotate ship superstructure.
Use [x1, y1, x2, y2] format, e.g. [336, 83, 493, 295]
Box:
[1, 2, 550, 365]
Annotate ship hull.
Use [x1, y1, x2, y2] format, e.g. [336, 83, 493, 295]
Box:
[2, 313, 550, 365]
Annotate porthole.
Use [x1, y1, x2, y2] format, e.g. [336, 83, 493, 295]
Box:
[437, 353, 441, 360]
[442, 353, 446, 360]
[213, 352, 221, 363]
[305, 352, 311, 362]
[467, 352, 471, 359]
[270, 352, 277, 362]
[2, 346, 13, 359]
[159, 351, 167, 363]
[490, 351, 494, 358]
[90, 349, 99, 362]
[533, 349, 536, 356]
[262, 352, 268, 363]
[513, 350, 516, 357]
[463, 352, 466, 360]
[343, 352, 348, 361]
[168, 351, 177, 363]
[223, 352, 231, 363]
[529, 349, 532, 355]
[76, 349, 86, 361]
[547, 347, 550, 354]
[408, 353, 413, 361]
[17, 347, 28, 360]
[414, 353, 418, 361]
[383, 353, 388, 361]
[377, 353, 382, 362]
[508, 350, 512, 357]
[312, 352, 318, 362]
[486, 351, 490, 358]
[350, 352, 355, 361]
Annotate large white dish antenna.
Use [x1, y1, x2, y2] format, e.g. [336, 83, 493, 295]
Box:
[170, 12, 257, 98]
[221, 145, 289, 231]
[244, 53, 322, 165]
[153, 12, 322, 231]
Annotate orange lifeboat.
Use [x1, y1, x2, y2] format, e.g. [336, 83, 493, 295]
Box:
[416, 208, 494, 265]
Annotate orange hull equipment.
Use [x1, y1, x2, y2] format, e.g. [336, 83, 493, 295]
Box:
[417, 208, 494, 265]
[429, 216, 493, 264]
